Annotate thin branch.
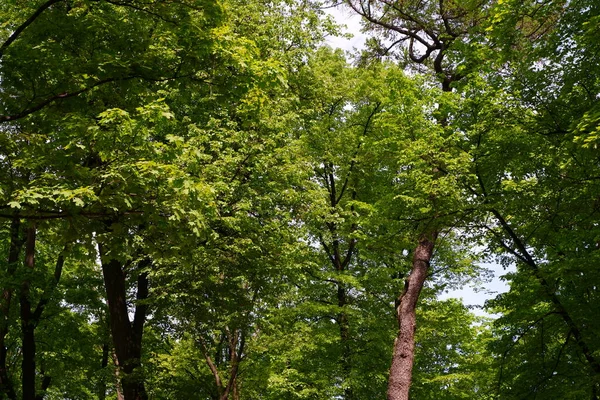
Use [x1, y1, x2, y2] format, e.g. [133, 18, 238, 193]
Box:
[319, 235, 337, 268]
[31, 245, 68, 324]
[0, 0, 64, 59]
[0, 210, 145, 220]
[0, 76, 135, 123]
[346, 0, 434, 50]
[336, 102, 381, 204]
[198, 337, 224, 393]
[1, 70, 198, 123]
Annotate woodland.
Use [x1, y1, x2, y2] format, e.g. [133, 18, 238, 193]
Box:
[0, 0, 599, 399]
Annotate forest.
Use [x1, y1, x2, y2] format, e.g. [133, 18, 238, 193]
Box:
[0, 0, 599, 399]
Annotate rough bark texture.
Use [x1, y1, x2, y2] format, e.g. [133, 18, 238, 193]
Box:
[387, 233, 437, 400]
[99, 244, 149, 400]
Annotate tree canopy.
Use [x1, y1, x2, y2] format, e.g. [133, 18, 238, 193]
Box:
[1, 0, 599, 399]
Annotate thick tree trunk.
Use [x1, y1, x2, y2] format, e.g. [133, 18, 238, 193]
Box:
[387, 233, 437, 400]
[99, 245, 149, 400]
[20, 224, 36, 400]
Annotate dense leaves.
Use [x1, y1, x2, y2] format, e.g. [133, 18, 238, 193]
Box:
[1, 0, 599, 399]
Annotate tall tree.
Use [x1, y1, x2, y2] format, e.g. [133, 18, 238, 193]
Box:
[342, 1, 487, 397]
[462, 0, 600, 396]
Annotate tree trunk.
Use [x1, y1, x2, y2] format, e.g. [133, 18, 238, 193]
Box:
[99, 244, 149, 400]
[387, 232, 437, 400]
[200, 327, 245, 400]
[35, 361, 51, 400]
[0, 217, 22, 400]
[338, 284, 353, 400]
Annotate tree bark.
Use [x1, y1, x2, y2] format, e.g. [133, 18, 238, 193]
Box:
[99, 244, 149, 400]
[387, 233, 437, 400]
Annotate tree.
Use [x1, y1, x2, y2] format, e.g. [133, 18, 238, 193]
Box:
[463, 0, 600, 396]
[9, 0, 600, 398]
[232, 45, 487, 399]
[338, 0, 488, 395]
[0, 0, 263, 397]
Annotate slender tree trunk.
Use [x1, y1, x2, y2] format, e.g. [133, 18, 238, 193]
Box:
[222, 328, 242, 400]
[0, 217, 22, 400]
[200, 327, 245, 400]
[97, 311, 110, 400]
[99, 244, 149, 400]
[3, 219, 66, 400]
[0, 340, 15, 400]
[20, 224, 36, 400]
[337, 284, 353, 400]
[387, 232, 437, 400]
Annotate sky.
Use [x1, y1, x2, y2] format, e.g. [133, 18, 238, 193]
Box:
[324, 5, 368, 53]
[322, 5, 513, 315]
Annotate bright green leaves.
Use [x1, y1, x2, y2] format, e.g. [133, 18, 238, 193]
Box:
[574, 106, 600, 149]
[0, 1, 311, 396]
[458, 2, 600, 397]
[8, 0, 597, 398]
[413, 298, 493, 400]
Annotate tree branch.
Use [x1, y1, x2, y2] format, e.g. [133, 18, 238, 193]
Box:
[0, 76, 136, 123]
[336, 102, 381, 204]
[31, 245, 68, 324]
[0, 0, 64, 59]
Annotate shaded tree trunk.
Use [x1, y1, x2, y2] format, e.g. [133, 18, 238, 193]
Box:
[2, 217, 67, 399]
[200, 327, 245, 400]
[387, 233, 437, 400]
[99, 244, 149, 400]
[35, 361, 51, 400]
[321, 158, 359, 400]
[0, 217, 22, 400]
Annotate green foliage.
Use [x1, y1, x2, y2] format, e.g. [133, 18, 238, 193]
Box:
[5, 0, 600, 399]
[413, 298, 493, 400]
